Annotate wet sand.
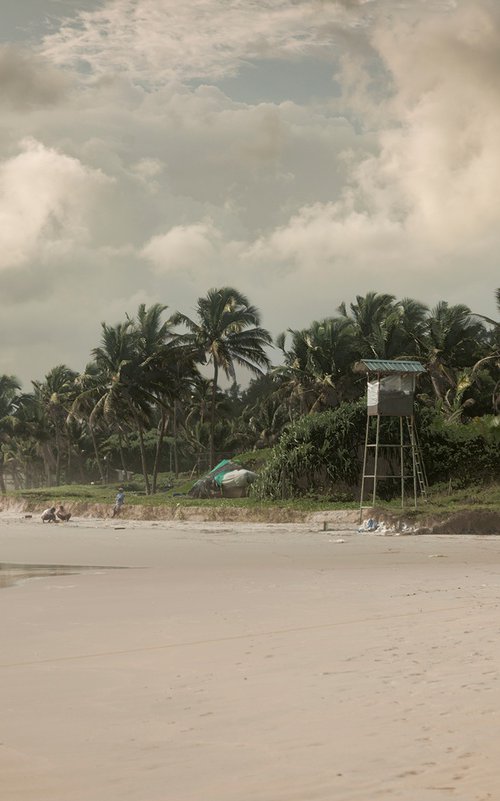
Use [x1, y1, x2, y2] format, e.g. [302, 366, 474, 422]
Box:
[1, 517, 500, 800]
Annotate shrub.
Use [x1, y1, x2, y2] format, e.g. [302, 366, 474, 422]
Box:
[416, 409, 500, 486]
[254, 402, 500, 500]
[253, 401, 366, 499]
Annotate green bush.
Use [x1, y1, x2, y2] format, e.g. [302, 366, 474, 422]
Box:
[253, 401, 366, 499]
[254, 402, 500, 500]
[416, 410, 500, 486]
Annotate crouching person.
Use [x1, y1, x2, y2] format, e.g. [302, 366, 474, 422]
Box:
[56, 504, 71, 522]
[41, 507, 57, 523]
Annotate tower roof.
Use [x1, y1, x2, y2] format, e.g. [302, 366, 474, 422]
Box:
[357, 359, 426, 375]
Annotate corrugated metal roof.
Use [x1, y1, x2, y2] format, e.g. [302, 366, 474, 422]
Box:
[359, 359, 426, 374]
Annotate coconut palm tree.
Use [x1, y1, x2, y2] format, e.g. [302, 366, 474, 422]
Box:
[275, 317, 360, 416]
[32, 365, 78, 486]
[241, 392, 290, 449]
[0, 375, 21, 492]
[172, 287, 272, 468]
[135, 305, 199, 489]
[90, 320, 156, 492]
[391, 298, 429, 358]
[423, 302, 489, 404]
[70, 365, 104, 482]
[132, 303, 173, 490]
[6, 391, 54, 487]
[337, 292, 397, 358]
[337, 292, 428, 360]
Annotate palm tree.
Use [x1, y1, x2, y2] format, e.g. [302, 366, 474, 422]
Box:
[131, 303, 198, 490]
[242, 392, 290, 449]
[423, 302, 489, 404]
[172, 287, 272, 468]
[494, 289, 500, 410]
[32, 365, 78, 486]
[275, 317, 359, 415]
[6, 391, 54, 487]
[90, 320, 156, 492]
[338, 292, 397, 358]
[70, 362, 111, 484]
[390, 298, 429, 358]
[182, 376, 234, 472]
[73, 307, 197, 492]
[0, 375, 21, 492]
[132, 303, 172, 491]
[337, 292, 428, 360]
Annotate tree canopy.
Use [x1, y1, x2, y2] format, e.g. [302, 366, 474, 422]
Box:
[0, 286, 498, 493]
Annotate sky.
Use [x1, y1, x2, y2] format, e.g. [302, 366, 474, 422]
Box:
[1, 0, 499, 386]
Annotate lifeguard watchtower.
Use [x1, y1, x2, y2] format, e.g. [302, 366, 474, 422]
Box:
[358, 359, 427, 515]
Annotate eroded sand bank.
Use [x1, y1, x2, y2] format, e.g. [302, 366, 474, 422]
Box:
[1, 517, 500, 800]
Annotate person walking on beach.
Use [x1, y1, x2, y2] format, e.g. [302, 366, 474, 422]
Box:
[112, 488, 125, 518]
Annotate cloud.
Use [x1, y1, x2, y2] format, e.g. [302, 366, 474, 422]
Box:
[141, 219, 246, 283]
[130, 157, 164, 179]
[1, 0, 499, 388]
[245, 1, 500, 303]
[0, 45, 68, 109]
[0, 138, 110, 270]
[370, 2, 500, 246]
[41, 0, 364, 84]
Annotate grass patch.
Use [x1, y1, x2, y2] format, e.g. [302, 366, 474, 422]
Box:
[10, 482, 355, 512]
[9, 480, 499, 519]
[376, 482, 500, 518]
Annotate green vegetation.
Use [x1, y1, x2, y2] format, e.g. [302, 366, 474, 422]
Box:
[381, 483, 500, 516]
[12, 480, 353, 512]
[417, 410, 500, 486]
[253, 402, 366, 500]
[11, 479, 500, 521]
[252, 404, 500, 502]
[0, 287, 498, 506]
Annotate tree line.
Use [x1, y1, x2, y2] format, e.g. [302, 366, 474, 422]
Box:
[0, 287, 498, 494]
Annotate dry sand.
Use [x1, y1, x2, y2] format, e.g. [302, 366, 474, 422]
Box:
[1, 516, 500, 801]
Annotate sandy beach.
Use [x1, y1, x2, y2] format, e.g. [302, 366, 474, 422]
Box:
[1, 516, 500, 801]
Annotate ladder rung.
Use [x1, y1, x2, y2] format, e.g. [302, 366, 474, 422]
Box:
[363, 474, 410, 479]
[365, 444, 412, 448]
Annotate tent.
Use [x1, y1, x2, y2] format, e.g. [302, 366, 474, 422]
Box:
[189, 459, 257, 499]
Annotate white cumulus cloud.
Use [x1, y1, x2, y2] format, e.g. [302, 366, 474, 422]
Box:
[246, 0, 500, 312]
[141, 219, 244, 282]
[0, 138, 109, 270]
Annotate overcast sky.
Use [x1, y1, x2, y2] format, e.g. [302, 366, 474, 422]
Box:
[1, 0, 499, 386]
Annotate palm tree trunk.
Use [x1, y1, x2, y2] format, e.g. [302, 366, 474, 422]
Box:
[133, 413, 151, 495]
[173, 402, 179, 478]
[0, 463, 6, 494]
[24, 459, 32, 489]
[89, 423, 105, 483]
[210, 364, 218, 469]
[118, 431, 128, 473]
[152, 409, 169, 494]
[41, 443, 55, 486]
[428, 367, 446, 402]
[11, 466, 21, 490]
[54, 425, 62, 486]
[77, 451, 86, 483]
[67, 442, 72, 482]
